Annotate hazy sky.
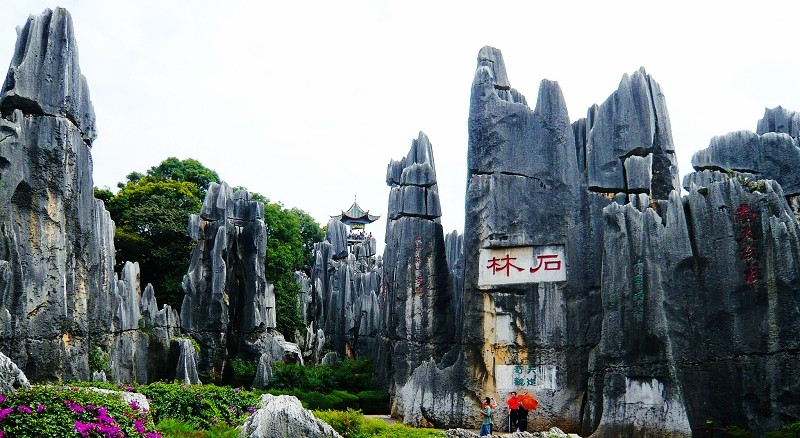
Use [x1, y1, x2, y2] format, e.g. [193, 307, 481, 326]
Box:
[1, 1, 798, 253]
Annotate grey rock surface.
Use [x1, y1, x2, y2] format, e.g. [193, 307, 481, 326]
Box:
[0, 8, 174, 384]
[240, 394, 342, 438]
[170, 338, 201, 385]
[181, 182, 277, 377]
[303, 204, 383, 362]
[757, 106, 800, 138]
[379, 132, 457, 426]
[0, 351, 30, 393]
[387, 132, 442, 220]
[0, 7, 96, 143]
[462, 46, 593, 433]
[583, 67, 680, 199]
[585, 193, 692, 437]
[691, 123, 800, 195]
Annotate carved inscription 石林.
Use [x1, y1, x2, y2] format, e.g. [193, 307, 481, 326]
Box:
[478, 245, 566, 287]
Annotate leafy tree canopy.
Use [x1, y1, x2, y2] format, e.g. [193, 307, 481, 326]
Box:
[97, 158, 324, 338]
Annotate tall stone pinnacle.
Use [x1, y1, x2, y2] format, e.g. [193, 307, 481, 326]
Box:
[0, 7, 96, 144]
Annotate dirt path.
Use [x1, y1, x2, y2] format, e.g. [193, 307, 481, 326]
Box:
[363, 415, 522, 436]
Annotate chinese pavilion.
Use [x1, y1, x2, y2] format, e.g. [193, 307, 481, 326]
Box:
[331, 198, 380, 245]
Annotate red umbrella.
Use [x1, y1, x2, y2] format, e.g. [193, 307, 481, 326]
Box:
[517, 393, 538, 410]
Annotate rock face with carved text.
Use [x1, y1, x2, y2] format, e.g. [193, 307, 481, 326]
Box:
[374, 46, 800, 437]
[376, 131, 458, 426]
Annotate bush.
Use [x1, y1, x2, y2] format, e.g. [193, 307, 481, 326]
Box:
[0, 385, 159, 437]
[373, 424, 442, 438]
[139, 382, 259, 429]
[270, 358, 375, 393]
[229, 357, 257, 387]
[157, 418, 240, 438]
[88, 347, 112, 374]
[357, 391, 390, 414]
[727, 425, 753, 438]
[767, 420, 800, 438]
[313, 409, 441, 438]
[372, 424, 442, 437]
[314, 408, 365, 438]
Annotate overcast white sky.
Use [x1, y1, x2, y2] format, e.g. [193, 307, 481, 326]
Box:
[1, 1, 799, 253]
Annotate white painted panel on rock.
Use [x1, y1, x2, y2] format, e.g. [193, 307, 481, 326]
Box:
[478, 245, 566, 287]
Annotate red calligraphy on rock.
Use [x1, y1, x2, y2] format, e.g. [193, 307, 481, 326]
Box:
[530, 254, 562, 273]
[486, 255, 524, 277]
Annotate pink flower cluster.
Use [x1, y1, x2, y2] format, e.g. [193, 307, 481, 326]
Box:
[69, 401, 161, 438]
[0, 393, 45, 436]
[0, 389, 162, 438]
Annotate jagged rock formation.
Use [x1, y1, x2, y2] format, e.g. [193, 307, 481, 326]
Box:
[302, 218, 382, 360]
[170, 338, 201, 384]
[461, 46, 595, 433]
[378, 132, 458, 426]
[0, 8, 175, 383]
[689, 108, 800, 196]
[574, 67, 681, 199]
[0, 351, 30, 393]
[240, 394, 342, 438]
[376, 46, 799, 437]
[180, 182, 282, 381]
[585, 193, 692, 436]
[757, 106, 800, 138]
[111, 261, 180, 384]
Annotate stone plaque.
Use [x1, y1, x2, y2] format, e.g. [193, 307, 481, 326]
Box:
[478, 245, 566, 287]
[496, 364, 558, 391]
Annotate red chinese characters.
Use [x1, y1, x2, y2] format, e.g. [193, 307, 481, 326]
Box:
[486, 255, 524, 277]
[485, 253, 563, 277]
[530, 254, 562, 273]
[733, 204, 759, 284]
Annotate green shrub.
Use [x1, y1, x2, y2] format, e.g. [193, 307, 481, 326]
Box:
[157, 418, 241, 438]
[270, 358, 375, 393]
[140, 382, 258, 429]
[372, 424, 442, 437]
[229, 357, 257, 387]
[157, 418, 205, 437]
[88, 347, 111, 374]
[727, 425, 753, 438]
[767, 420, 800, 438]
[357, 390, 390, 414]
[266, 388, 362, 411]
[0, 385, 158, 437]
[314, 408, 366, 438]
[313, 409, 441, 438]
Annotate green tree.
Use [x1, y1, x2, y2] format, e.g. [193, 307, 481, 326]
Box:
[264, 202, 306, 337]
[291, 207, 326, 269]
[146, 157, 220, 195]
[107, 179, 204, 308]
[96, 158, 324, 335]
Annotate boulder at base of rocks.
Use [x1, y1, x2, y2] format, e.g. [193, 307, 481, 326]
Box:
[88, 388, 150, 412]
[0, 351, 30, 393]
[240, 394, 342, 438]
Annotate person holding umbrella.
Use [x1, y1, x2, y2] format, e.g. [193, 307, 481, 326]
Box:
[515, 392, 539, 432]
[506, 391, 519, 432]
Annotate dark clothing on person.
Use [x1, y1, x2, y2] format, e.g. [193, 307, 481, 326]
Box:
[516, 405, 528, 431]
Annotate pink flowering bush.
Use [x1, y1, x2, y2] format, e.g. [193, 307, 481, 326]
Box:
[0, 385, 160, 437]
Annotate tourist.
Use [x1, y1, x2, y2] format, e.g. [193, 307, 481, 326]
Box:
[479, 397, 493, 436]
[516, 400, 528, 432]
[506, 391, 519, 432]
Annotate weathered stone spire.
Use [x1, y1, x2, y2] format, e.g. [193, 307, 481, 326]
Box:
[1, 7, 96, 143]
